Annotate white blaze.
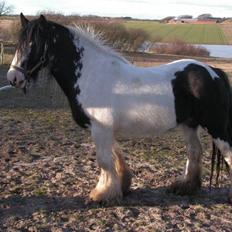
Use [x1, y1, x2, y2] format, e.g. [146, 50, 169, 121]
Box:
[7, 50, 27, 88]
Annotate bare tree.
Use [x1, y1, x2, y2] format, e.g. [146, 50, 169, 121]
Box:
[0, 1, 14, 16]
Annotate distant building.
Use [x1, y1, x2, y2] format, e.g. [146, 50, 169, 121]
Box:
[169, 17, 197, 24]
[167, 14, 222, 24]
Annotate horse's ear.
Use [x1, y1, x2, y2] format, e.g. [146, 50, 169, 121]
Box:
[39, 15, 47, 25]
[20, 13, 29, 27]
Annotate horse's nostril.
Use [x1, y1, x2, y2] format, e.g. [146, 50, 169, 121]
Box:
[10, 81, 15, 86]
[9, 77, 17, 86]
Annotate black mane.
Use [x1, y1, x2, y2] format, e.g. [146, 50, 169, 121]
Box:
[18, 17, 48, 53]
[18, 18, 90, 128]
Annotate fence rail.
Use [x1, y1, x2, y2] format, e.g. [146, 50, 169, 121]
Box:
[0, 41, 16, 65]
[0, 43, 4, 64]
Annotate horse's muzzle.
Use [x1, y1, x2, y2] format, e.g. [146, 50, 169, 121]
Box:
[7, 69, 27, 89]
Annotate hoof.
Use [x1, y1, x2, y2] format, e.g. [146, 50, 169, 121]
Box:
[121, 169, 133, 195]
[228, 197, 232, 204]
[167, 178, 201, 195]
[89, 187, 122, 203]
[228, 190, 232, 204]
[90, 188, 104, 202]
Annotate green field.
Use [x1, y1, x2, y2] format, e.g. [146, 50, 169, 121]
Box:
[124, 21, 229, 45]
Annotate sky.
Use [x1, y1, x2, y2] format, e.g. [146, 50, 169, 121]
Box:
[6, 0, 232, 19]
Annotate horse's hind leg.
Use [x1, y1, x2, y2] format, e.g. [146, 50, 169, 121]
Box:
[213, 138, 232, 203]
[169, 125, 202, 195]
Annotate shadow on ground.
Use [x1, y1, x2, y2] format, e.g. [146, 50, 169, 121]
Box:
[1, 186, 229, 220]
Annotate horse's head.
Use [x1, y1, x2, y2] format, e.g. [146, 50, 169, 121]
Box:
[7, 13, 49, 89]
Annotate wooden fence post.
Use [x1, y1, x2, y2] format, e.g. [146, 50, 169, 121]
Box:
[0, 43, 4, 65]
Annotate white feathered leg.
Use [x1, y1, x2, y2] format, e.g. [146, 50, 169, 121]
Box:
[169, 126, 202, 195]
[213, 139, 232, 203]
[90, 124, 122, 202]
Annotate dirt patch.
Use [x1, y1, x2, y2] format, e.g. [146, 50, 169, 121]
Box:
[0, 109, 232, 231]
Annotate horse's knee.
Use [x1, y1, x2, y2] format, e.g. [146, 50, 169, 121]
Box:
[97, 152, 115, 171]
[91, 125, 115, 169]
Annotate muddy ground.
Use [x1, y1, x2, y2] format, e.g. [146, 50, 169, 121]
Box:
[1, 60, 232, 231]
[1, 110, 232, 231]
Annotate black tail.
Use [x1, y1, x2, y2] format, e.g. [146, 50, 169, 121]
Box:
[210, 67, 231, 187]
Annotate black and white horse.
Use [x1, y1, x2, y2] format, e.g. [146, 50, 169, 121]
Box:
[7, 14, 232, 203]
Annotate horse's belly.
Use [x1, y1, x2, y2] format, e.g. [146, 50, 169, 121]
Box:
[114, 104, 177, 138]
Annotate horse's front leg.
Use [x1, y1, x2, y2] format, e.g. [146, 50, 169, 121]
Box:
[169, 126, 202, 195]
[90, 125, 122, 202]
[113, 143, 132, 195]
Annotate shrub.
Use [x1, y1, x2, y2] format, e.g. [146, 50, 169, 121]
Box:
[154, 39, 210, 57]
[82, 22, 149, 51]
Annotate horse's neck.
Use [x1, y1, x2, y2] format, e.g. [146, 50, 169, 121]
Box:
[48, 27, 80, 100]
[49, 27, 119, 100]
[78, 37, 113, 73]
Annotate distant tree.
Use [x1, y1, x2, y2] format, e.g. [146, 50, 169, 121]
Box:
[122, 16, 133, 20]
[160, 16, 175, 23]
[0, 0, 14, 16]
[197, 14, 212, 20]
[177, 15, 193, 19]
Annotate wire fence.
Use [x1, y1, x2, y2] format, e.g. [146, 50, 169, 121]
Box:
[0, 67, 69, 109]
[0, 41, 70, 108]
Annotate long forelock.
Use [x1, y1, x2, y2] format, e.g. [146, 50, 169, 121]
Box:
[18, 24, 33, 50]
[68, 25, 130, 64]
[18, 20, 43, 52]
